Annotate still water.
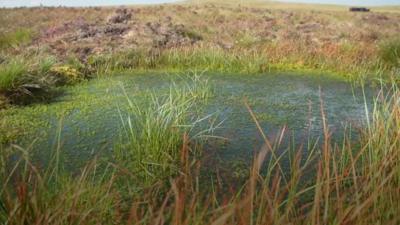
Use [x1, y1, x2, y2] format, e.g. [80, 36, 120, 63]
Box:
[1, 72, 375, 169]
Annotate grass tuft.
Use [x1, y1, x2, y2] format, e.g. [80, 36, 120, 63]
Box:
[0, 60, 27, 92]
[0, 29, 33, 49]
[379, 38, 400, 69]
[116, 75, 214, 185]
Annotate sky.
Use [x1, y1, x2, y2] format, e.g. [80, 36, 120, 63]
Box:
[275, 0, 400, 6]
[0, 0, 179, 7]
[0, 0, 399, 7]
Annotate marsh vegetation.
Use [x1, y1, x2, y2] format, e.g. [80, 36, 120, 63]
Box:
[0, 0, 399, 224]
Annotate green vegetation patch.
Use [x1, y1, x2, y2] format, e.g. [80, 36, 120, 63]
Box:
[116, 74, 214, 186]
[0, 29, 33, 49]
[0, 60, 27, 92]
[379, 38, 400, 69]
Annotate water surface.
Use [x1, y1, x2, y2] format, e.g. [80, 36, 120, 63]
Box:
[1, 72, 375, 170]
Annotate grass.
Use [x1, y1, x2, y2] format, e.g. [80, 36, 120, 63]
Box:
[0, 29, 33, 50]
[0, 59, 53, 106]
[0, 76, 399, 224]
[0, 1, 399, 223]
[0, 147, 120, 225]
[0, 42, 395, 112]
[379, 38, 400, 69]
[116, 74, 214, 186]
[1, 0, 400, 106]
[85, 45, 387, 81]
[0, 60, 27, 92]
[0, 56, 88, 107]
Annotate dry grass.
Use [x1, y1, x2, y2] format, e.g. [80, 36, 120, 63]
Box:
[0, 0, 399, 77]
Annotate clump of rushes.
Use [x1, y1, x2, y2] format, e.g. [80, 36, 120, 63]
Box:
[0, 56, 90, 107]
[179, 71, 214, 101]
[0, 58, 53, 106]
[116, 75, 214, 186]
[0, 60, 29, 106]
[0, 60, 27, 93]
[117, 92, 190, 185]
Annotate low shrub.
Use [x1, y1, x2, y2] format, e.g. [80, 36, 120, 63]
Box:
[49, 65, 84, 85]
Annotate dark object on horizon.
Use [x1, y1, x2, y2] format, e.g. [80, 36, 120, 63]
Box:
[350, 7, 370, 12]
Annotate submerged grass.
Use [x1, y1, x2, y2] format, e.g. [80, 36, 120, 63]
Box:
[0, 75, 399, 224]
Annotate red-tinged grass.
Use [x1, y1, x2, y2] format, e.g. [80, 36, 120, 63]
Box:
[1, 80, 399, 225]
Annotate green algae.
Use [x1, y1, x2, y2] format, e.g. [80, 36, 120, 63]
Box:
[0, 71, 375, 169]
